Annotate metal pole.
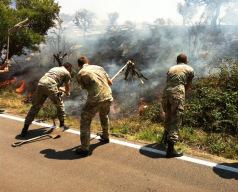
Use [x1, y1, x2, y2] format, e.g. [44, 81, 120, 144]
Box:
[111, 60, 134, 81]
[111, 63, 128, 81]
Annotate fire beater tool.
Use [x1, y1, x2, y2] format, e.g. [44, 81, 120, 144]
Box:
[12, 131, 60, 147]
[111, 60, 148, 84]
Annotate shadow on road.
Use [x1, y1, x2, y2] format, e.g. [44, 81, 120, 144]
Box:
[213, 163, 238, 180]
[12, 127, 56, 147]
[139, 143, 166, 159]
[15, 127, 52, 140]
[15, 127, 53, 140]
[40, 141, 108, 160]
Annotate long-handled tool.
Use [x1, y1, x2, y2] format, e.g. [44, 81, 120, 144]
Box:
[12, 132, 60, 147]
[111, 60, 148, 84]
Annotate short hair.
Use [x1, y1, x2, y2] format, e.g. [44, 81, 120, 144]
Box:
[177, 53, 188, 64]
[78, 56, 89, 67]
[63, 62, 72, 69]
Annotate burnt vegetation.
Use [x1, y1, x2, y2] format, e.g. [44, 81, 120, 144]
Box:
[1, 1, 238, 159]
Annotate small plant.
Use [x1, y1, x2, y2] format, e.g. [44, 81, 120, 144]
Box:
[136, 129, 160, 142]
[140, 102, 164, 123]
[37, 101, 57, 120]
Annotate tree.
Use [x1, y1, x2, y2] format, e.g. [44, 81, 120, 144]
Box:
[107, 12, 119, 31]
[178, 0, 236, 26]
[0, 0, 10, 5]
[0, 0, 60, 63]
[74, 9, 95, 38]
[48, 17, 68, 66]
[154, 18, 166, 26]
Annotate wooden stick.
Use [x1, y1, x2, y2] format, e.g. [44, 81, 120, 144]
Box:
[111, 60, 134, 81]
[6, 18, 29, 61]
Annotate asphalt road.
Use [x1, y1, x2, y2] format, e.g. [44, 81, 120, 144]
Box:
[0, 115, 237, 192]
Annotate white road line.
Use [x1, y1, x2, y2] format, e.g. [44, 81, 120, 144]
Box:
[1, 113, 237, 174]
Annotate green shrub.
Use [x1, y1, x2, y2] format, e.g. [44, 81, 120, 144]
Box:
[183, 62, 238, 135]
[205, 133, 238, 159]
[140, 102, 163, 123]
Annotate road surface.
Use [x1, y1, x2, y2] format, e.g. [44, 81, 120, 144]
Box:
[0, 115, 237, 192]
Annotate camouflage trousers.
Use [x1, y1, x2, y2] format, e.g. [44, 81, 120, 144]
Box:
[24, 85, 65, 125]
[162, 90, 185, 143]
[80, 100, 112, 150]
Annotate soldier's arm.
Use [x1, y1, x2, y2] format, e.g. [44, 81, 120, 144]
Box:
[0, 69, 5, 73]
[185, 80, 192, 91]
[108, 78, 112, 86]
[64, 74, 71, 96]
[104, 71, 112, 86]
[64, 82, 70, 96]
[0, 67, 9, 73]
[185, 71, 194, 92]
[0, 60, 10, 73]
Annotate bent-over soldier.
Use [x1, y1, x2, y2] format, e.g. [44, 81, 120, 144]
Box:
[19, 62, 72, 137]
[75, 56, 113, 156]
[162, 53, 194, 158]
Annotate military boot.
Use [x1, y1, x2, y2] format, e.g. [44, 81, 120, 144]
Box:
[20, 124, 30, 137]
[166, 141, 183, 158]
[97, 133, 110, 143]
[160, 130, 168, 145]
[75, 148, 91, 157]
[59, 120, 69, 131]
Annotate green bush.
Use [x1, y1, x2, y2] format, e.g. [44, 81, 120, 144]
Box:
[205, 133, 238, 159]
[140, 102, 163, 123]
[183, 62, 238, 135]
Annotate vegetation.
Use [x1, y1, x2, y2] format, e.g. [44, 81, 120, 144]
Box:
[108, 60, 238, 160]
[74, 9, 95, 38]
[0, 0, 60, 61]
[0, 61, 238, 160]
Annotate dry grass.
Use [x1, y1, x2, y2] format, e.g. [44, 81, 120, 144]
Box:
[0, 87, 237, 162]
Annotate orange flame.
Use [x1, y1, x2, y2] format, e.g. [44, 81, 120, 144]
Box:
[16, 80, 26, 94]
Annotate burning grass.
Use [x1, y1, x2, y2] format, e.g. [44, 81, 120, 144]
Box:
[0, 87, 30, 114]
[0, 81, 237, 161]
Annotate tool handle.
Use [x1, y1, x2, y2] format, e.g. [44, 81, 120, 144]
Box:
[12, 134, 50, 147]
[111, 63, 128, 81]
[12, 141, 24, 147]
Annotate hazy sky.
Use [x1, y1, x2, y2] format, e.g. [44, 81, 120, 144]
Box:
[56, 0, 183, 24]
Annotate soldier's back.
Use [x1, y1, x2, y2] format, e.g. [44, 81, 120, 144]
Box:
[39, 66, 70, 87]
[77, 64, 113, 103]
[167, 64, 194, 87]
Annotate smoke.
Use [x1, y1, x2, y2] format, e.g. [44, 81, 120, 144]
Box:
[6, 2, 238, 116]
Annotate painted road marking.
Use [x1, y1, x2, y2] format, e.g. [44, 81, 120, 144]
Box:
[1, 113, 237, 174]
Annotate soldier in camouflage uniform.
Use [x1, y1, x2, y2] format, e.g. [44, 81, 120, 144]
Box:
[162, 53, 194, 158]
[75, 56, 113, 156]
[19, 62, 72, 137]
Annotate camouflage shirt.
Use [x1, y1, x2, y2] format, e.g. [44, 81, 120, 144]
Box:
[38, 66, 71, 88]
[77, 64, 113, 103]
[165, 64, 194, 96]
